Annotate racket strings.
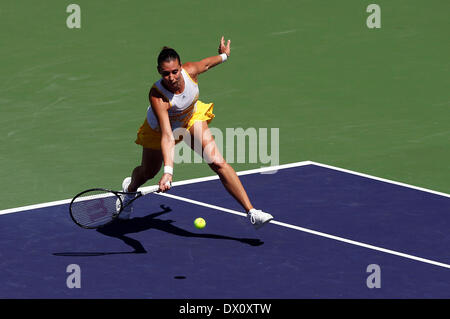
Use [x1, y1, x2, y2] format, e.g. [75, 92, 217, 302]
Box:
[70, 190, 120, 228]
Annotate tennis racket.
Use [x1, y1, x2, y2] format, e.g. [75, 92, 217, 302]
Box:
[69, 183, 169, 229]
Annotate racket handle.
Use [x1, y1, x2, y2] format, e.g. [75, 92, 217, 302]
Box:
[140, 182, 172, 196]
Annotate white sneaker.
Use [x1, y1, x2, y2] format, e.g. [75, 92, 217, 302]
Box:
[248, 209, 274, 229]
[117, 177, 135, 220]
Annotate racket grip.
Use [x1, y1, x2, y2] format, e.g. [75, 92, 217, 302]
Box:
[140, 182, 172, 195]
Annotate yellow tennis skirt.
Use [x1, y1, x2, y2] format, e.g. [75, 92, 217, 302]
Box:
[135, 100, 215, 150]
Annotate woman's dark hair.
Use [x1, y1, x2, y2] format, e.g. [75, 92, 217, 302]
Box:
[157, 46, 181, 67]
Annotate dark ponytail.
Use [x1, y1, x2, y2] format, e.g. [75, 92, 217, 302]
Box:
[157, 46, 181, 67]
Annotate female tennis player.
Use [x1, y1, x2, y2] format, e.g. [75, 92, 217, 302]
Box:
[120, 36, 273, 229]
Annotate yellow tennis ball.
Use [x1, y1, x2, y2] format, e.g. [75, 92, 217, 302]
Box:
[194, 217, 206, 229]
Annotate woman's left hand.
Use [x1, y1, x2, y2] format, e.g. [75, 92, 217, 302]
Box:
[218, 36, 231, 57]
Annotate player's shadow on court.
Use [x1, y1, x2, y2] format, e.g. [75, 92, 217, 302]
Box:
[54, 205, 263, 257]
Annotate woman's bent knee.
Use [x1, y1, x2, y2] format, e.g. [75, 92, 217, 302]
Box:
[208, 160, 228, 173]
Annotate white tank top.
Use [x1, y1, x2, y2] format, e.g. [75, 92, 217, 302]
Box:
[147, 68, 199, 131]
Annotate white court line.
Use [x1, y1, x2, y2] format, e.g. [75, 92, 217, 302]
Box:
[169, 160, 313, 187]
[0, 198, 74, 216]
[156, 192, 450, 270]
[308, 161, 450, 198]
[1, 160, 448, 215]
[0, 161, 312, 216]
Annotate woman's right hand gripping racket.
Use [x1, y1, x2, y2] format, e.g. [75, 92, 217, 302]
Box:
[69, 183, 170, 229]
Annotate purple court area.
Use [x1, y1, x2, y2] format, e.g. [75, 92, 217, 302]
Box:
[1, 163, 449, 298]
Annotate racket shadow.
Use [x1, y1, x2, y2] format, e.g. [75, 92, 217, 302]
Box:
[54, 204, 263, 257]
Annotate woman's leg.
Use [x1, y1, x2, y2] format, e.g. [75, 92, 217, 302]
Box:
[188, 121, 254, 212]
[127, 147, 163, 192]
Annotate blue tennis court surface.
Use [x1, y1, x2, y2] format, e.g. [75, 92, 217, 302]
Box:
[1, 162, 449, 298]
